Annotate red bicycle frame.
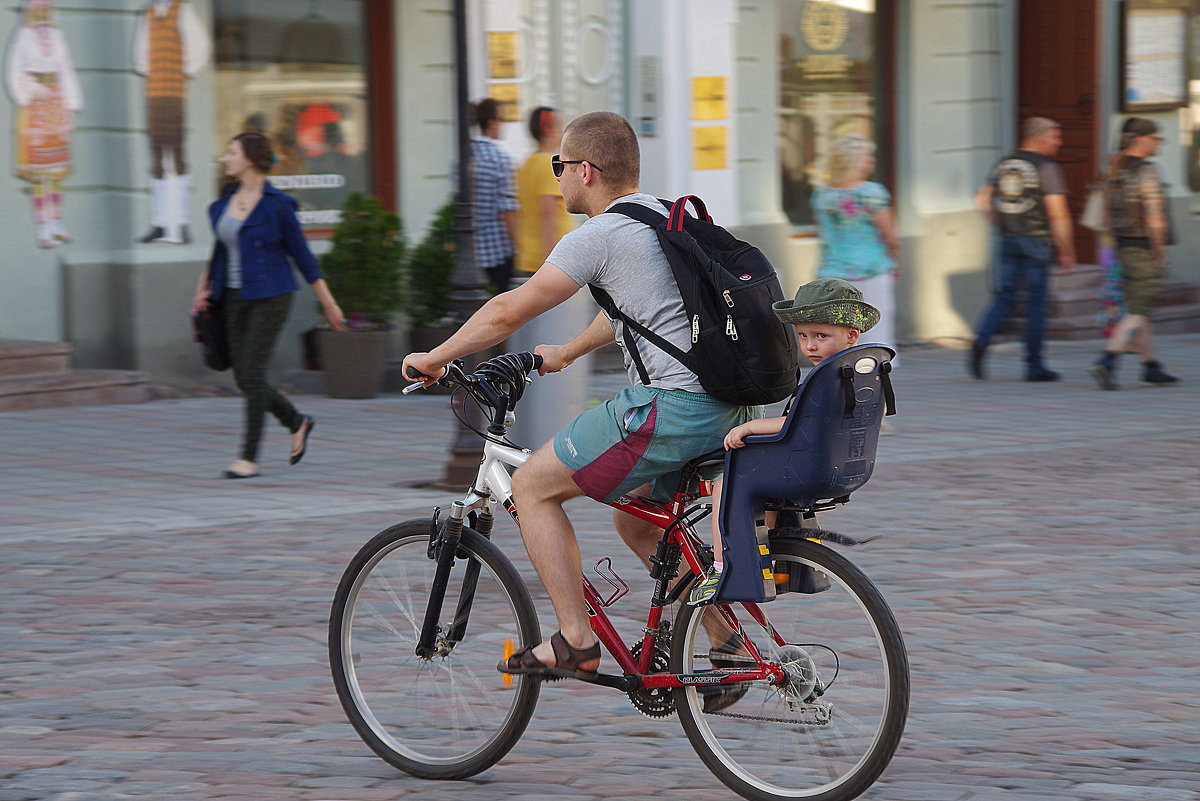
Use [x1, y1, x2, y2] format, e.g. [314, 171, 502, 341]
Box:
[577, 485, 788, 691]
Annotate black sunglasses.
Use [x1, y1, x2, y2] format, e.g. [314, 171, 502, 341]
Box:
[551, 154, 603, 178]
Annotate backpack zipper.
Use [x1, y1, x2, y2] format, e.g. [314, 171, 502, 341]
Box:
[692, 315, 700, 344]
[723, 290, 734, 307]
[726, 315, 738, 340]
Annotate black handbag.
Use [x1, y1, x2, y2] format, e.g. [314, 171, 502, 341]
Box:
[191, 303, 231, 371]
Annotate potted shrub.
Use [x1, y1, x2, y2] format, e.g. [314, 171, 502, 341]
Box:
[317, 192, 406, 398]
[405, 199, 458, 353]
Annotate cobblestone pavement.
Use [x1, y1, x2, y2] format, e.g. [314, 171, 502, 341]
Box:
[2, 335, 1198, 801]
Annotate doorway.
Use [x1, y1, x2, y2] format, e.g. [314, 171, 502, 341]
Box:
[1018, 0, 1100, 263]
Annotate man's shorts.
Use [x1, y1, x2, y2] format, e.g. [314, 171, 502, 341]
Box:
[1117, 245, 1164, 317]
[554, 385, 761, 503]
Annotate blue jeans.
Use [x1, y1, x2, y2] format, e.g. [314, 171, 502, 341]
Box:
[974, 236, 1051, 370]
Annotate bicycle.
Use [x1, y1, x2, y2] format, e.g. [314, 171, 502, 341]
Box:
[329, 351, 909, 801]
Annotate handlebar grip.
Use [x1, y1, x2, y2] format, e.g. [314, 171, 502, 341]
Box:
[530, 353, 543, 371]
[406, 366, 428, 380]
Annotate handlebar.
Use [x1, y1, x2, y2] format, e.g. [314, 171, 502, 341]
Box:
[402, 352, 544, 421]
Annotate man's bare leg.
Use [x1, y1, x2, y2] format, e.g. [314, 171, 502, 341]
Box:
[613, 488, 739, 647]
[509, 442, 598, 669]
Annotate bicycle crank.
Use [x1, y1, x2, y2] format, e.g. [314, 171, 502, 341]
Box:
[628, 641, 675, 718]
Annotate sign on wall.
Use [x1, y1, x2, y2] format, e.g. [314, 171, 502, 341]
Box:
[1121, 0, 1192, 112]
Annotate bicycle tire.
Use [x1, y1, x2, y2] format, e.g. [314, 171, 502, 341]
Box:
[671, 537, 908, 801]
[329, 519, 541, 779]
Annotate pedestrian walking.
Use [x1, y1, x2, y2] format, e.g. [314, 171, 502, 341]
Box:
[811, 135, 900, 357]
[970, 117, 1076, 381]
[191, 131, 345, 479]
[1087, 117, 1179, 389]
[507, 106, 589, 449]
[470, 98, 518, 293]
[515, 106, 574, 276]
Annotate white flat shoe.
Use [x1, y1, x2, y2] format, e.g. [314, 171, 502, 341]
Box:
[223, 459, 259, 479]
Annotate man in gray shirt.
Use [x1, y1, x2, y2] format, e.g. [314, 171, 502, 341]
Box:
[403, 111, 758, 677]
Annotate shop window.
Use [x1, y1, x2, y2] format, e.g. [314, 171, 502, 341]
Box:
[779, 0, 889, 228]
[212, 0, 369, 228]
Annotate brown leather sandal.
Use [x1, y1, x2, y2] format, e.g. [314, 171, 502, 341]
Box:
[497, 631, 600, 680]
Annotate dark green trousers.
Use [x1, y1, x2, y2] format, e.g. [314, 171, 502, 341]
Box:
[222, 290, 303, 462]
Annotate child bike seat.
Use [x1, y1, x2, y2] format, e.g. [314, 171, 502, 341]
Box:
[713, 344, 896, 603]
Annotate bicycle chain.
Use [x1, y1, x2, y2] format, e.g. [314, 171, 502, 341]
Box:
[707, 709, 829, 726]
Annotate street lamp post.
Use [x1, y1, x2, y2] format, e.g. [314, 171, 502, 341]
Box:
[435, 0, 493, 490]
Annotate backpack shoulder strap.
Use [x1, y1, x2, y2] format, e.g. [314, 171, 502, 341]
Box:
[608, 200, 670, 228]
[589, 285, 651, 386]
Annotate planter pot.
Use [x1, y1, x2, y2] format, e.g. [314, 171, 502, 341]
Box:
[408, 325, 456, 354]
[317, 329, 389, 399]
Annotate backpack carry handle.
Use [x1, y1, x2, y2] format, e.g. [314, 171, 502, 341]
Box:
[667, 195, 711, 231]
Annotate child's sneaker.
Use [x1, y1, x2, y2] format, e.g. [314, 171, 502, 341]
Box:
[1140, 361, 1178, 387]
[688, 565, 723, 606]
[1088, 356, 1118, 390]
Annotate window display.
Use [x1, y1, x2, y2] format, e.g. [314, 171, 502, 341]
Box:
[212, 0, 368, 228]
[779, 0, 888, 227]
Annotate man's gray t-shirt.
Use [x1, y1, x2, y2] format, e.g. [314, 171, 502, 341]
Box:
[547, 192, 704, 393]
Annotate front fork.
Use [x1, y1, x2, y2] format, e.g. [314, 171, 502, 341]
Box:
[414, 501, 492, 659]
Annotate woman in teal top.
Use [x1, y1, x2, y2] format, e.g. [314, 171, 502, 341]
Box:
[811, 135, 900, 356]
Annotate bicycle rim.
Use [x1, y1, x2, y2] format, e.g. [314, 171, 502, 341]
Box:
[672, 538, 909, 801]
[329, 520, 541, 779]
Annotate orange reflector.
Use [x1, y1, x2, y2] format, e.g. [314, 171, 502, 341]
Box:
[502, 638, 514, 688]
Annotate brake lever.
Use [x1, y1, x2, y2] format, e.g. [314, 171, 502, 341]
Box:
[402, 363, 456, 394]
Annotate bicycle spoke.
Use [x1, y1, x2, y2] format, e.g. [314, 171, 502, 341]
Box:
[330, 523, 540, 779]
[672, 538, 908, 801]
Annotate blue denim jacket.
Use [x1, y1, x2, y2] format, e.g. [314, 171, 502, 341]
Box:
[206, 182, 322, 300]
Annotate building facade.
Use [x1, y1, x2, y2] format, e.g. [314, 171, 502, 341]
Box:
[1, 0, 1196, 385]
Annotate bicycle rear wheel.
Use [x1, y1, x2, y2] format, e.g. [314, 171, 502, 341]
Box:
[329, 519, 541, 779]
[672, 537, 908, 801]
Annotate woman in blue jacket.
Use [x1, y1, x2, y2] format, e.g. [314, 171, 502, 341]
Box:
[192, 132, 345, 479]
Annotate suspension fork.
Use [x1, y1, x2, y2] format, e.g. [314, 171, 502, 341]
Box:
[417, 501, 487, 657]
[445, 510, 493, 644]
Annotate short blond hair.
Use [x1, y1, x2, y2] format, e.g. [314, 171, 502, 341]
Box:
[826, 135, 876, 186]
[561, 112, 639, 189]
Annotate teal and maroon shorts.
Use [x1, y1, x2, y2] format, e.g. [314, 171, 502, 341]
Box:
[554, 385, 761, 503]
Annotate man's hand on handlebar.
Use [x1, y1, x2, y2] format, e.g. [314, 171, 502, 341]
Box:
[533, 344, 572, 375]
[401, 352, 448, 388]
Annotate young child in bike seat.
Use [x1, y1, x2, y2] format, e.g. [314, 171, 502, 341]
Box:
[688, 277, 880, 605]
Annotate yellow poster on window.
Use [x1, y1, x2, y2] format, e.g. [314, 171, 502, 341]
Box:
[693, 126, 727, 171]
[488, 32, 517, 79]
[490, 84, 520, 122]
[692, 76, 727, 121]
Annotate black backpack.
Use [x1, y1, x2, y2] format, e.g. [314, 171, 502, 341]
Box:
[591, 195, 799, 406]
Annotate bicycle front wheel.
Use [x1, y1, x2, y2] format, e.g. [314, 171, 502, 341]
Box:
[329, 519, 541, 779]
[672, 537, 909, 801]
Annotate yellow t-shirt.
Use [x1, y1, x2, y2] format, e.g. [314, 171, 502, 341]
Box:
[515, 151, 574, 273]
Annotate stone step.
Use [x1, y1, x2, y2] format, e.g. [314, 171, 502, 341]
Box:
[0, 339, 73, 378]
[1049, 264, 1104, 292]
[1151, 302, 1200, 334]
[1037, 302, 1200, 340]
[0, 369, 152, 411]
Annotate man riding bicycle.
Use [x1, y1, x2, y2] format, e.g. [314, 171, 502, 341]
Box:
[402, 111, 761, 679]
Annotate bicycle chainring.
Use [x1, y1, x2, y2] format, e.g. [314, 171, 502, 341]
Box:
[627, 641, 675, 718]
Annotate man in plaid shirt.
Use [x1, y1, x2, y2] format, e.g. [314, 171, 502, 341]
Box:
[471, 98, 518, 292]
